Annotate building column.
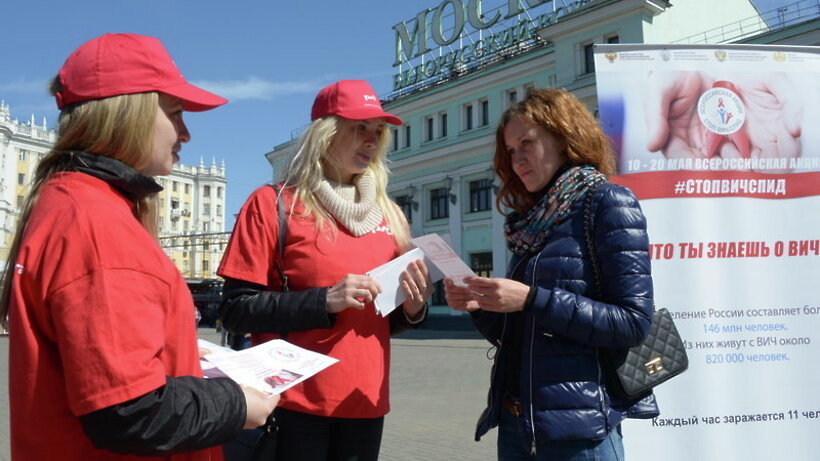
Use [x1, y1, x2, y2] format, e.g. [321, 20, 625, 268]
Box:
[447, 175, 463, 259]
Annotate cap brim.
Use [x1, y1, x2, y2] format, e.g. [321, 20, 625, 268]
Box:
[336, 108, 403, 126]
[161, 82, 228, 112]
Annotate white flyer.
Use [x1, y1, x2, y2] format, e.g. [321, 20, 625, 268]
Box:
[411, 233, 476, 286]
[198, 339, 338, 395]
[366, 247, 444, 316]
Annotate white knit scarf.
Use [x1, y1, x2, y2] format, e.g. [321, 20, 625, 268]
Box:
[314, 171, 383, 236]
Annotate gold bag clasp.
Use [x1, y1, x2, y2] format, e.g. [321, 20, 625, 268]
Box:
[645, 357, 663, 375]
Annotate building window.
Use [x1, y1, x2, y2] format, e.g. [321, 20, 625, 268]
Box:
[18, 150, 26, 161]
[470, 252, 493, 278]
[17, 173, 25, 185]
[507, 90, 518, 106]
[16, 196, 24, 207]
[171, 198, 179, 210]
[439, 112, 447, 138]
[583, 43, 595, 74]
[607, 34, 620, 44]
[404, 125, 411, 148]
[469, 178, 492, 212]
[184, 221, 189, 232]
[217, 187, 223, 199]
[203, 222, 210, 232]
[464, 104, 474, 131]
[425, 116, 434, 142]
[203, 241, 210, 251]
[431, 280, 446, 306]
[172, 181, 178, 192]
[204, 185, 211, 196]
[392, 128, 399, 151]
[480, 100, 489, 126]
[202, 259, 209, 272]
[396, 195, 413, 224]
[216, 204, 222, 216]
[203, 203, 211, 215]
[184, 183, 191, 194]
[430, 187, 449, 220]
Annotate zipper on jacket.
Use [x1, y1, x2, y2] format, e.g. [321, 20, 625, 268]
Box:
[527, 251, 542, 455]
[596, 348, 611, 434]
[484, 313, 508, 427]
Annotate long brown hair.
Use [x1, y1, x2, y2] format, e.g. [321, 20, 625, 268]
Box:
[0, 78, 160, 330]
[494, 88, 615, 214]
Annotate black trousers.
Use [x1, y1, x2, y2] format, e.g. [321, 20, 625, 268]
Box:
[274, 407, 384, 461]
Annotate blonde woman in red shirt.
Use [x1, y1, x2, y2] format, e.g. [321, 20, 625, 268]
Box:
[0, 34, 278, 461]
[218, 80, 432, 461]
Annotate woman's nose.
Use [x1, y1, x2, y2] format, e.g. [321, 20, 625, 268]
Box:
[364, 132, 378, 148]
[178, 120, 191, 143]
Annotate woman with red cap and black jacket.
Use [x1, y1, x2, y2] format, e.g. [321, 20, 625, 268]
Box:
[218, 80, 432, 461]
[0, 33, 278, 461]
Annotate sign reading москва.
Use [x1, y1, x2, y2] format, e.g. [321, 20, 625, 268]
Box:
[391, 0, 593, 90]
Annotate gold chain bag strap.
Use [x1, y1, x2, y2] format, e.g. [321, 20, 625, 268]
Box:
[583, 184, 689, 398]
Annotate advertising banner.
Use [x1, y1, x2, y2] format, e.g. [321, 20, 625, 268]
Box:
[595, 44, 820, 460]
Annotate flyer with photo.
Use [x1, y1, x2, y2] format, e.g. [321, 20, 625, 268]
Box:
[199, 339, 338, 395]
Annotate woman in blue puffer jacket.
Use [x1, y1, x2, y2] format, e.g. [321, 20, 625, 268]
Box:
[444, 88, 659, 460]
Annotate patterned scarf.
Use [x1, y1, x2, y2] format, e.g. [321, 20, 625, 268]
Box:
[505, 165, 606, 256]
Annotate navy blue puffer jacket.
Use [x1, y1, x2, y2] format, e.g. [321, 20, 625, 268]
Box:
[472, 182, 659, 449]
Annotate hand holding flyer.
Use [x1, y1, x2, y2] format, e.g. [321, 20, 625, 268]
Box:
[366, 247, 444, 316]
[411, 234, 476, 286]
[199, 339, 338, 395]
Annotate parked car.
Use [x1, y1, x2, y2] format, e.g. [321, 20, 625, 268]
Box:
[187, 279, 223, 328]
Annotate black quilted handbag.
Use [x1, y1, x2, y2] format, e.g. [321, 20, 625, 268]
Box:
[583, 184, 689, 398]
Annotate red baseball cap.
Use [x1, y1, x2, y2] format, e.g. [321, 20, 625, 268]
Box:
[55, 33, 227, 112]
[311, 80, 402, 125]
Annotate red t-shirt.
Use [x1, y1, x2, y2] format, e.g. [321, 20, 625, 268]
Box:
[8, 172, 222, 461]
[218, 186, 400, 418]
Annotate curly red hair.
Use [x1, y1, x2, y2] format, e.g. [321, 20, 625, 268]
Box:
[494, 88, 616, 214]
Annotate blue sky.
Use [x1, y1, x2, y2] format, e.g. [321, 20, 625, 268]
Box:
[0, 0, 795, 222]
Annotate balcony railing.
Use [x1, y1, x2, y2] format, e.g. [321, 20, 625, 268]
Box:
[674, 0, 819, 44]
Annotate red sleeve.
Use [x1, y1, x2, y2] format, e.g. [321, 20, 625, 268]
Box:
[50, 268, 172, 416]
[218, 186, 279, 287]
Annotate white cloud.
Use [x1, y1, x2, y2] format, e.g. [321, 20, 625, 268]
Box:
[0, 78, 51, 95]
[190, 76, 319, 101]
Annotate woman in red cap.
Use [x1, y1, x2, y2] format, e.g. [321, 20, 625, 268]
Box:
[0, 33, 278, 460]
[218, 80, 431, 461]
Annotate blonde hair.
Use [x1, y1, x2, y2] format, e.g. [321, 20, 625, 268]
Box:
[283, 116, 410, 250]
[0, 78, 161, 330]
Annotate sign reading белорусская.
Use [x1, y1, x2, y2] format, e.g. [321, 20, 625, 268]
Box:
[391, 0, 593, 90]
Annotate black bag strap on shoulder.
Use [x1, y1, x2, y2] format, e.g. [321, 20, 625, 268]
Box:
[271, 184, 288, 293]
[582, 181, 605, 297]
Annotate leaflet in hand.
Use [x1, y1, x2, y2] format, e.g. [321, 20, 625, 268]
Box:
[366, 247, 444, 316]
[198, 339, 338, 395]
[411, 233, 476, 286]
